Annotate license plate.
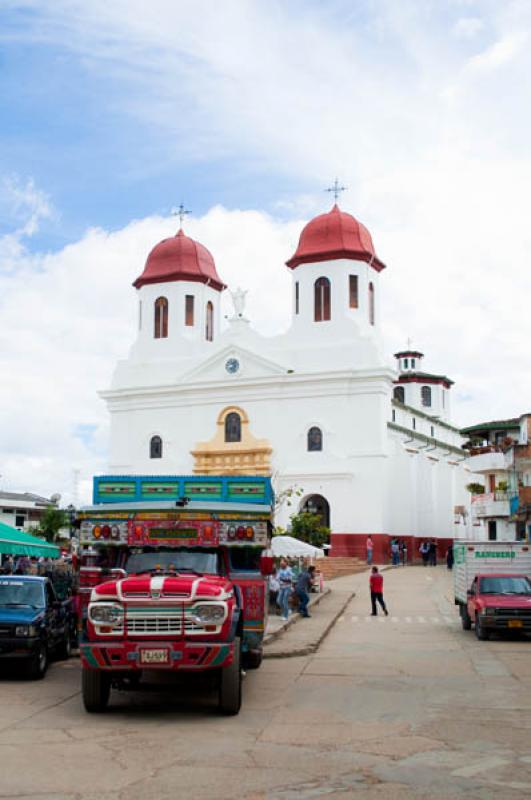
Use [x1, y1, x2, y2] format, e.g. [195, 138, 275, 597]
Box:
[139, 648, 169, 664]
[507, 620, 523, 628]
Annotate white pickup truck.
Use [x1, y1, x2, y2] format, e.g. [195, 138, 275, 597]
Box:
[454, 541, 531, 640]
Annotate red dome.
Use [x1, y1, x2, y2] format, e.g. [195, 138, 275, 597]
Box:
[286, 204, 386, 271]
[133, 229, 226, 291]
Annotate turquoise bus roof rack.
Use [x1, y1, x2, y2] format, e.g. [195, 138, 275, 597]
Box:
[93, 475, 273, 508]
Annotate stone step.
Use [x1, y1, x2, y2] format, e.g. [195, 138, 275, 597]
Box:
[315, 557, 366, 579]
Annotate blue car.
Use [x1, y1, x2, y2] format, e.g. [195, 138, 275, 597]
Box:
[0, 575, 75, 679]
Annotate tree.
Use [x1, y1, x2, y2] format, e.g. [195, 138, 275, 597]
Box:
[270, 474, 304, 514]
[290, 511, 330, 549]
[37, 507, 67, 543]
[466, 483, 485, 495]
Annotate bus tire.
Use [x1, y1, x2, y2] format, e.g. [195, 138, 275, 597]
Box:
[218, 637, 242, 716]
[243, 649, 262, 670]
[82, 668, 111, 712]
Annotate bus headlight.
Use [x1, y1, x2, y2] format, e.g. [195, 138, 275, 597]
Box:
[89, 603, 124, 627]
[192, 604, 226, 624]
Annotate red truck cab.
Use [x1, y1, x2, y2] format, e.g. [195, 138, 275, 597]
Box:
[465, 573, 531, 640]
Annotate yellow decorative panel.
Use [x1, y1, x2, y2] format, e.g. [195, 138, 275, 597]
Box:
[191, 406, 272, 476]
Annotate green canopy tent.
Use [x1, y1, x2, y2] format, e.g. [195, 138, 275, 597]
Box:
[0, 521, 60, 558]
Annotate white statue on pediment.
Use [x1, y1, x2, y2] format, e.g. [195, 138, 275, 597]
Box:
[230, 287, 248, 319]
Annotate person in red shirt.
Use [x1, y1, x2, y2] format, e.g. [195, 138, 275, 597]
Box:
[369, 566, 388, 616]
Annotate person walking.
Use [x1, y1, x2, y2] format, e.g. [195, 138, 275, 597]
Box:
[295, 565, 315, 618]
[366, 535, 374, 566]
[400, 540, 407, 566]
[446, 544, 454, 570]
[277, 558, 294, 621]
[390, 539, 400, 567]
[369, 566, 388, 616]
[428, 539, 437, 567]
[419, 541, 429, 566]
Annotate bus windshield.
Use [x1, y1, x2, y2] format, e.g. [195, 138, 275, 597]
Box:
[125, 548, 220, 576]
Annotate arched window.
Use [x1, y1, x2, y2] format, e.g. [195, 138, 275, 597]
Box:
[154, 297, 168, 339]
[368, 282, 375, 326]
[314, 277, 331, 322]
[307, 426, 323, 451]
[205, 301, 214, 342]
[394, 386, 405, 403]
[349, 275, 358, 308]
[421, 385, 432, 407]
[301, 494, 330, 527]
[185, 295, 194, 326]
[224, 412, 241, 442]
[150, 435, 162, 459]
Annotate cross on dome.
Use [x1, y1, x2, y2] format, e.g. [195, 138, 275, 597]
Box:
[171, 203, 191, 229]
[325, 179, 347, 203]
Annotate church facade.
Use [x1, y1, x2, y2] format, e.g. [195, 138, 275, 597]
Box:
[102, 204, 470, 560]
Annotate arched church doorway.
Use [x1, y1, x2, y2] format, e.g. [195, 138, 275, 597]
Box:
[300, 494, 330, 528]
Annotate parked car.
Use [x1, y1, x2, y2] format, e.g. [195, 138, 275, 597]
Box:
[0, 575, 76, 678]
[454, 541, 531, 640]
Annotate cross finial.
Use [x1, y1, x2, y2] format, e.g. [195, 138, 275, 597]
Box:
[406, 337, 413, 350]
[171, 203, 191, 228]
[325, 178, 347, 203]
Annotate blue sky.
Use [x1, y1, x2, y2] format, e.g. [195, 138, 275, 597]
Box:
[1, 0, 510, 248]
[1, 0, 530, 501]
[0, 1, 323, 249]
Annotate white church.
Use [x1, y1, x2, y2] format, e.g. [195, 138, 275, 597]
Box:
[101, 201, 470, 561]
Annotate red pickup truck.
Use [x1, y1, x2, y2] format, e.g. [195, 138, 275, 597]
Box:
[462, 573, 531, 640]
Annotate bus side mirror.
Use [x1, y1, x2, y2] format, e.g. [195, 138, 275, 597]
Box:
[260, 555, 274, 576]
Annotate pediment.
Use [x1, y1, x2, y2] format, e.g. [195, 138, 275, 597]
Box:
[180, 344, 289, 384]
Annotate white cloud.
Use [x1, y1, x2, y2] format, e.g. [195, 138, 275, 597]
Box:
[2, 193, 530, 504]
[466, 31, 528, 72]
[453, 17, 484, 39]
[0, 175, 55, 268]
[2, 1, 531, 501]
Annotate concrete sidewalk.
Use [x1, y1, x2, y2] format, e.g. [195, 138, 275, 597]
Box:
[263, 571, 363, 658]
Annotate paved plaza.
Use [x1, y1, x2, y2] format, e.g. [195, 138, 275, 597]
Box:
[0, 566, 530, 799]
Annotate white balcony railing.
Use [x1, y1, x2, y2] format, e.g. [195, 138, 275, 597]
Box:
[467, 451, 508, 474]
[471, 492, 510, 518]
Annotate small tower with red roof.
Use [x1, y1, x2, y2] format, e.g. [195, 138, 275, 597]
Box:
[393, 348, 454, 421]
[131, 226, 226, 357]
[285, 203, 385, 338]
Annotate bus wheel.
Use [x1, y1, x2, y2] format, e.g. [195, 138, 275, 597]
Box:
[218, 637, 242, 716]
[82, 668, 111, 712]
[243, 649, 262, 670]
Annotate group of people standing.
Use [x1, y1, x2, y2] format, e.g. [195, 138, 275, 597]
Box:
[418, 540, 438, 566]
[0, 554, 55, 575]
[366, 536, 407, 567]
[268, 558, 316, 620]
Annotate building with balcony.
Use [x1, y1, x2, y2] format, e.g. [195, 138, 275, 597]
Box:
[461, 413, 531, 542]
